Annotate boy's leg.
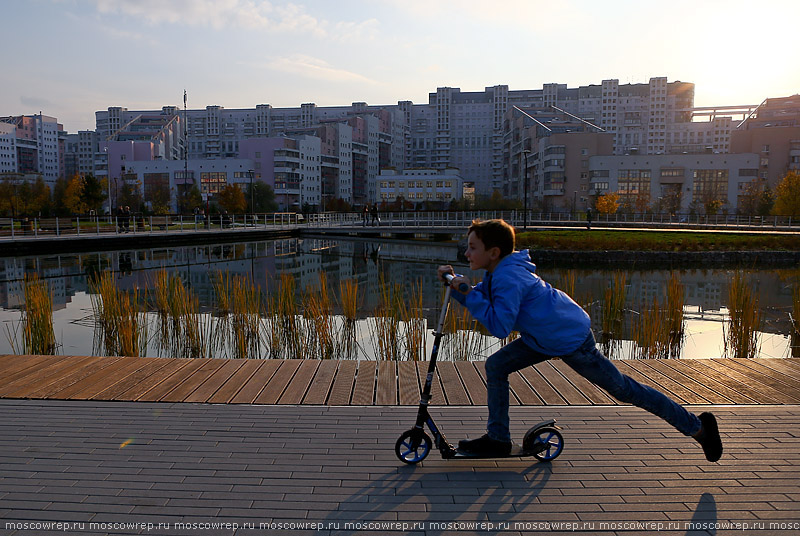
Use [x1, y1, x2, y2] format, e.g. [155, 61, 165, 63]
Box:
[484, 339, 551, 443]
[562, 332, 701, 437]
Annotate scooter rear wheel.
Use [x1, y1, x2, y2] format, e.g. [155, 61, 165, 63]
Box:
[523, 426, 564, 461]
[395, 429, 432, 464]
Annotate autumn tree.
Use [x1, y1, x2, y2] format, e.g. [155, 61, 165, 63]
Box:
[595, 192, 620, 215]
[772, 171, 800, 217]
[217, 184, 247, 213]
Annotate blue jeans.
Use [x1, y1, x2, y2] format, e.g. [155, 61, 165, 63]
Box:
[485, 332, 702, 443]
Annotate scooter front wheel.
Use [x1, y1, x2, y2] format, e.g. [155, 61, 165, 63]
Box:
[395, 429, 432, 464]
[523, 426, 564, 461]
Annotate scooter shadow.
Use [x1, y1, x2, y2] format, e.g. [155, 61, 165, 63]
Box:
[323, 461, 554, 526]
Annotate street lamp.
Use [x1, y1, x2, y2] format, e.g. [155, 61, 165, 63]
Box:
[522, 150, 531, 229]
[248, 169, 255, 216]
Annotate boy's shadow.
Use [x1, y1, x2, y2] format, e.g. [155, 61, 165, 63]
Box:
[685, 493, 717, 535]
[323, 462, 553, 527]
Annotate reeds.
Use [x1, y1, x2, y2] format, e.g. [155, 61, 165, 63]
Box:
[303, 272, 336, 359]
[370, 273, 403, 361]
[724, 272, 763, 359]
[90, 272, 146, 357]
[230, 275, 262, 359]
[442, 302, 487, 361]
[631, 296, 668, 360]
[338, 278, 361, 359]
[20, 274, 57, 355]
[275, 272, 303, 359]
[600, 271, 628, 358]
[665, 272, 685, 358]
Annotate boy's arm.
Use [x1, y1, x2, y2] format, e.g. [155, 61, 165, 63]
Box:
[462, 277, 521, 339]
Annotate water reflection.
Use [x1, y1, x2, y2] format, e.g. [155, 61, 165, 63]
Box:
[0, 237, 797, 359]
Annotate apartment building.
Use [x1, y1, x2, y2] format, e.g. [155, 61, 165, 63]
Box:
[377, 168, 466, 205]
[0, 123, 17, 174]
[588, 153, 760, 214]
[0, 114, 64, 185]
[503, 106, 614, 211]
[730, 95, 800, 187]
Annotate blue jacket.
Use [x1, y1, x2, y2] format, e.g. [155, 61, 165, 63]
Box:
[451, 250, 591, 356]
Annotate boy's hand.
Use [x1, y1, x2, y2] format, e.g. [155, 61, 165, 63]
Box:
[437, 265, 454, 282]
[437, 265, 470, 295]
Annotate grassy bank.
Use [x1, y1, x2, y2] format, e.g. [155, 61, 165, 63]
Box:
[516, 229, 800, 252]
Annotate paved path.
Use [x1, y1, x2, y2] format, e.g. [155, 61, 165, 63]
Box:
[1, 400, 798, 535]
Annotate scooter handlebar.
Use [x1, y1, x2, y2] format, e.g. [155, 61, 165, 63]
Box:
[443, 273, 470, 292]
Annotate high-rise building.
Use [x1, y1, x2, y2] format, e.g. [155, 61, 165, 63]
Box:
[0, 114, 65, 185]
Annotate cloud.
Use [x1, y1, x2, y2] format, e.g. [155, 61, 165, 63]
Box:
[20, 96, 54, 108]
[265, 54, 376, 84]
[92, 0, 378, 40]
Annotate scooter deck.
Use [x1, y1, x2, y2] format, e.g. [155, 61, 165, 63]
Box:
[452, 444, 536, 459]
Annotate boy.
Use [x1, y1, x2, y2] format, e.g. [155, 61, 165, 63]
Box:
[438, 219, 723, 462]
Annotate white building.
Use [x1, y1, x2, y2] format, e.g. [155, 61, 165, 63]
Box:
[0, 123, 17, 174]
[588, 153, 760, 213]
[378, 168, 466, 205]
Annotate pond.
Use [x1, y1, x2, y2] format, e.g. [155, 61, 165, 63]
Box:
[0, 236, 797, 360]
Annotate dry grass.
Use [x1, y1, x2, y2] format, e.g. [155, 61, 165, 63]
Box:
[600, 271, 628, 358]
[724, 272, 763, 359]
[90, 272, 146, 357]
[18, 274, 57, 355]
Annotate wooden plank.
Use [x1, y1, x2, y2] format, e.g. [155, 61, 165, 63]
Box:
[351, 361, 376, 405]
[61, 358, 154, 400]
[327, 360, 356, 406]
[397, 361, 420, 405]
[454, 361, 485, 405]
[471, 360, 519, 405]
[417, 360, 445, 405]
[302, 360, 339, 405]
[535, 362, 592, 405]
[0, 355, 56, 383]
[748, 358, 800, 391]
[254, 360, 302, 405]
[118, 359, 194, 401]
[90, 358, 174, 401]
[208, 359, 265, 404]
[278, 360, 320, 404]
[509, 371, 544, 405]
[641, 360, 731, 404]
[159, 359, 227, 402]
[706, 358, 800, 403]
[182, 360, 244, 403]
[53, 358, 147, 400]
[135, 358, 209, 402]
[657, 359, 758, 404]
[614, 360, 691, 404]
[550, 359, 617, 405]
[25, 357, 122, 399]
[229, 359, 281, 404]
[686, 359, 785, 404]
[437, 361, 470, 405]
[375, 361, 397, 405]
[1, 356, 94, 397]
[728, 358, 800, 400]
[519, 365, 567, 405]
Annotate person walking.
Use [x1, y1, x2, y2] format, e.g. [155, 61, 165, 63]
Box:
[370, 204, 380, 226]
[438, 218, 723, 462]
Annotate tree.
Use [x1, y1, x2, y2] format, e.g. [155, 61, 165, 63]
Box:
[62, 175, 88, 215]
[217, 184, 247, 213]
[772, 171, 800, 217]
[117, 182, 144, 213]
[81, 174, 106, 213]
[595, 192, 620, 215]
[737, 179, 763, 216]
[248, 182, 277, 213]
[148, 185, 171, 215]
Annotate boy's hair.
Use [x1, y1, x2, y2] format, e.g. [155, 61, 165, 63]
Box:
[468, 219, 515, 258]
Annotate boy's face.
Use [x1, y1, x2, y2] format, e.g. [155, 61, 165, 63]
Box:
[466, 231, 501, 272]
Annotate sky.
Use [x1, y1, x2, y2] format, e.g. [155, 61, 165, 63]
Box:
[3, 0, 799, 133]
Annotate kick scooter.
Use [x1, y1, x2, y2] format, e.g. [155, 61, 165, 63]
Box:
[394, 273, 564, 464]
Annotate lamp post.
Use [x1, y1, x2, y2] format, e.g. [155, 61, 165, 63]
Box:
[248, 169, 255, 216]
[522, 150, 531, 229]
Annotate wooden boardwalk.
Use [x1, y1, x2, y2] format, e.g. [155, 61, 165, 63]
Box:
[2, 354, 799, 406]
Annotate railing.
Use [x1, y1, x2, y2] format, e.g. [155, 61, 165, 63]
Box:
[302, 211, 799, 230]
[2, 211, 798, 240]
[0, 213, 303, 239]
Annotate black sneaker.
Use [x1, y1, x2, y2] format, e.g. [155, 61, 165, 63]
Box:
[457, 434, 512, 456]
[694, 412, 723, 462]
